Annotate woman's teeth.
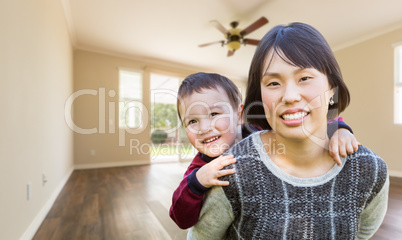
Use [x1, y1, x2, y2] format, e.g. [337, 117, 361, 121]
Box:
[282, 112, 308, 121]
[203, 136, 220, 143]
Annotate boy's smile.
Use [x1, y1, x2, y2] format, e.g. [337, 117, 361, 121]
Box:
[202, 135, 220, 144]
[179, 87, 243, 157]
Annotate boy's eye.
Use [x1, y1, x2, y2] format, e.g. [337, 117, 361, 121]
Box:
[187, 119, 197, 125]
[210, 112, 219, 117]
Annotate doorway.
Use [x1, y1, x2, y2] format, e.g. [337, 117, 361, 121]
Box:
[150, 73, 196, 163]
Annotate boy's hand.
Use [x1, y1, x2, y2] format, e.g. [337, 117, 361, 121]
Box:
[329, 129, 360, 166]
[196, 155, 236, 188]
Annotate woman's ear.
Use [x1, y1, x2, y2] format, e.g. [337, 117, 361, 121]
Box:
[237, 103, 244, 125]
[326, 88, 336, 106]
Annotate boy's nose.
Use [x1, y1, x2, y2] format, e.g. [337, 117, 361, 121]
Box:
[197, 128, 212, 135]
[197, 120, 212, 135]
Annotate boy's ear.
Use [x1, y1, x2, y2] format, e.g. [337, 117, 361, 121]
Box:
[237, 103, 244, 125]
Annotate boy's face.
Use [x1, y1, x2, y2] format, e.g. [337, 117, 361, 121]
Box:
[179, 87, 243, 157]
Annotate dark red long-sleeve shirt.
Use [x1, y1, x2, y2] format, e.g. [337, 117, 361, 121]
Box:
[169, 152, 213, 229]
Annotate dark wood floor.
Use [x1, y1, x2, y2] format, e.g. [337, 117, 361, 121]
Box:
[33, 162, 402, 240]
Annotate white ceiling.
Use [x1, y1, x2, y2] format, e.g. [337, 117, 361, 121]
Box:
[64, 0, 402, 80]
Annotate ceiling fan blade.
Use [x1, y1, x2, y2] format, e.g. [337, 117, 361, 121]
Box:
[240, 17, 269, 36]
[227, 50, 234, 57]
[210, 20, 229, 36]
[244, 38, 260, 46]
[198, 40, 224, 47]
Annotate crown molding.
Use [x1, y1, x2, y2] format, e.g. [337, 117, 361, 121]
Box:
[60, 0, 77, 46]
[333, 22, 402, 52]
[75, 45, 248, 80]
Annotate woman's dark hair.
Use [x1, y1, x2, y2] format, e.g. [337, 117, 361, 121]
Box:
[177, 72, 242, 122]
[244, 22, 350, 130]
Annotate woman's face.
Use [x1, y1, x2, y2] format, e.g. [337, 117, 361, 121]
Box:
[260, 52, 334, 141]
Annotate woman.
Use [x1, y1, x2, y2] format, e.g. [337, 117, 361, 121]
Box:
[188, 22, 389, 240]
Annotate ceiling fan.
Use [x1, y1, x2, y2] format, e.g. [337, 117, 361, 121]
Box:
[199, 17, 269, 57]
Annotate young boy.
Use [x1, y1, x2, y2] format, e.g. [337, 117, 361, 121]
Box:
[169, 72, 358, 229]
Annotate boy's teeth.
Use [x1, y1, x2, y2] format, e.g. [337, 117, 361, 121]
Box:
[203, 136, 219, 143]
[282, 112, 307, 121]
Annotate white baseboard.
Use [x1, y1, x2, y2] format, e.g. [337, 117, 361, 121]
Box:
[19, 160, 149, 239]
[389, 170, 402, 178]
[20, 167, 74, 240]
[74, 160, 150, 170]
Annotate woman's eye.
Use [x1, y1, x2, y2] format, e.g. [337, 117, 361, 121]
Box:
[267, 82, 280, 87]
[300, 76, 311, 82]
[210, 112, 219, 117]
[187, 119, 197, 125]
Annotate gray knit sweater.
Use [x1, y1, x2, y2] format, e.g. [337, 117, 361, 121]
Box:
[188, 131, 389, 240]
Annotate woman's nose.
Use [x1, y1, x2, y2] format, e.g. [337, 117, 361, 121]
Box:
[282, 83, 301, 104]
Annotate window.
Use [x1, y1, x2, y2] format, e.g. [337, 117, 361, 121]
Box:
[119, 69, 143, 128]
[395, 45, 402, 124]
[150, 72, 196, 162]
[150, 73, 179, 132]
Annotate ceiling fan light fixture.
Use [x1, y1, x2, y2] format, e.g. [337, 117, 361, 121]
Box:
[199, 17, 269, 56]
[227, 40, 241, 52]
[226, 29, 241, 51]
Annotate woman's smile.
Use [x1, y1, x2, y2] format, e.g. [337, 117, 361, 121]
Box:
[280, 109, 309, 126]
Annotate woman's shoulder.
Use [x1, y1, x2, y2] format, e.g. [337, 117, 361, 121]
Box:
[348, 145, 387, 169]
[228, 130, 264, 156]
[345, 145, 389, 205]
[346, 145, 388, 186]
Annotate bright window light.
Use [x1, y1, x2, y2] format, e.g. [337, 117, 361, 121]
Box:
[395, 45, 402, 124]
[119, 70, 143, 128]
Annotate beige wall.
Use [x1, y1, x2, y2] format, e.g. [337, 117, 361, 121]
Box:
[335, 28, 402, 175]
[73, 50, 247, 168]
[0, 0, 74, 239]
[11, 1, 402, 238]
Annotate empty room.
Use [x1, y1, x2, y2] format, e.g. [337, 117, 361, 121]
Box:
[2, 0, 402, 239]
